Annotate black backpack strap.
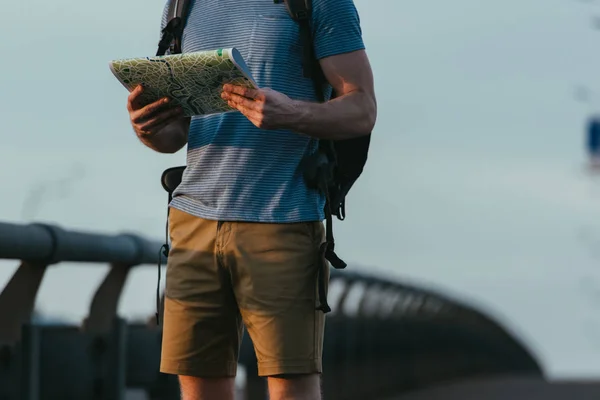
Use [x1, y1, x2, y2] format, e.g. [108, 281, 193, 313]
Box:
[155, 166, 186, 325]
[154, 1, 192, 325]
[282, 0, 327, 101]
[157, 0, 192, 56]
[283, 0, 347, 314]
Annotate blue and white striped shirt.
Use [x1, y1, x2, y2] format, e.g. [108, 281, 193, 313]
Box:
[161, 0, 365, 223]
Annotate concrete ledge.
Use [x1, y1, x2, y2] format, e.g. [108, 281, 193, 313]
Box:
[388, 375, 600, 400]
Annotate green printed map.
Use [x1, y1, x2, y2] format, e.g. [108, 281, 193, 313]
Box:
[109, 48, 258, 116]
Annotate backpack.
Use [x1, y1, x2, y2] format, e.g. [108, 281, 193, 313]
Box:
[156, 0, 371, 315]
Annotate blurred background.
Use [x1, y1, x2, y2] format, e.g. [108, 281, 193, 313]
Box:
[1, 0, 600, 387]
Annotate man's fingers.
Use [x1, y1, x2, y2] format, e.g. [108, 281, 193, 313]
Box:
[137, 119, 173, 138]
[131, 84, 144, 96]
[229, 101, 263, 125]
[132, 97, 175, 124]
[137, 106, 183, 132]
[138, 107, 183, 131]
[127, 85, 145, 111]
[223, 84, 260, 100]
[142, 96, 174, 117]
[223, 92, 258, 110]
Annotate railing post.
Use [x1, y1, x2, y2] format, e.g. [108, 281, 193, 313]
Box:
[340, 280, 365, 400]
[0, 262, 49, 344]
[82, 263, 132, 334]
[0, 344, 17, 399]
[381, 289, 400, 395]
[19, 323, 41, 400]
[105, 317, 128, 400]
[321, 277, 347, 399]
[82, 261, 134, 400]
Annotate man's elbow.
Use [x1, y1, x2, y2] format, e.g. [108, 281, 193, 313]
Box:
[359, 94, 377, 136]
[159, 144, 185, 154]
[138, 132, 187, 154]
[160, 137, 188, 154]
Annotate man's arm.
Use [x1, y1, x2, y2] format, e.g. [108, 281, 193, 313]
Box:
[221, 0, 375, 140]
[136, 116, 190, 154]
[286, 49, 376, 139]
[222, 50, 376, 140]
[127, 85, 190, 154]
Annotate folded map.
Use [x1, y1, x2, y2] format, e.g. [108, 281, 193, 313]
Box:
[109, 48, 258, 116]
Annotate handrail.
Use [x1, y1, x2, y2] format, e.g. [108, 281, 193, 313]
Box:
[0, 222, 165, 266]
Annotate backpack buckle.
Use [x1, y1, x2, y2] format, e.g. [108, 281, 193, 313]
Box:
[295, 10, 309, 20]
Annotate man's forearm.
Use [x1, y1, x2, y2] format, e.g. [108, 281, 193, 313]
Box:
[285, 90, 376, 140]
[137, 117, 190, 153]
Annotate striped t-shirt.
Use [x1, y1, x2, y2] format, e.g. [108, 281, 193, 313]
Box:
[160, 0, 365, 223]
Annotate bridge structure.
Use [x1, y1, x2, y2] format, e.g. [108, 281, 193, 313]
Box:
[0, 220, 545, 399]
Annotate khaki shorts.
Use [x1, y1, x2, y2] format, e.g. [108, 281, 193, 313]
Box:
[159, 207, 329, 378]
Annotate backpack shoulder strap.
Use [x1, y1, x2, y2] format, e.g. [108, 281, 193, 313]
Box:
[157, 0, 192, 56]
[283, 0, 346, 316]
[155, 0, 191, 325]
[281, 0, 327, 102]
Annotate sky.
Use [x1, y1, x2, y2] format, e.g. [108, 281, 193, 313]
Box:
[1, 0, 600, 380]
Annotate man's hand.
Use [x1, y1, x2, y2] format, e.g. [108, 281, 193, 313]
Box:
[221, 84, 297, 130]
[220, 50, 376, 140]
[128, 85, 185, 136]
[127, 85, 190, 153]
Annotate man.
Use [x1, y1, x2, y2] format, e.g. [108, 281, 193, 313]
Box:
[126, 0, 376, 399]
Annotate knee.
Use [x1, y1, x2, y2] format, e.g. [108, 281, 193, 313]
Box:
[271, 373, 315, 380]
[268, 373, 322, 400]
[179, 375, 236, 400]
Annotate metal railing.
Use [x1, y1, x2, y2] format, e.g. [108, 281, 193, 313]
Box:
[0, 220, 544, 400]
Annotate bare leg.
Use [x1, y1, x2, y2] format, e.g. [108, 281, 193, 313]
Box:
[267, 374, 322, 400]
[178, 376, 236, 400]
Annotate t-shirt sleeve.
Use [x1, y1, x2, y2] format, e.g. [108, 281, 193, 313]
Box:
[160, 1, 170, 30]
[311, 0, 366, 60]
